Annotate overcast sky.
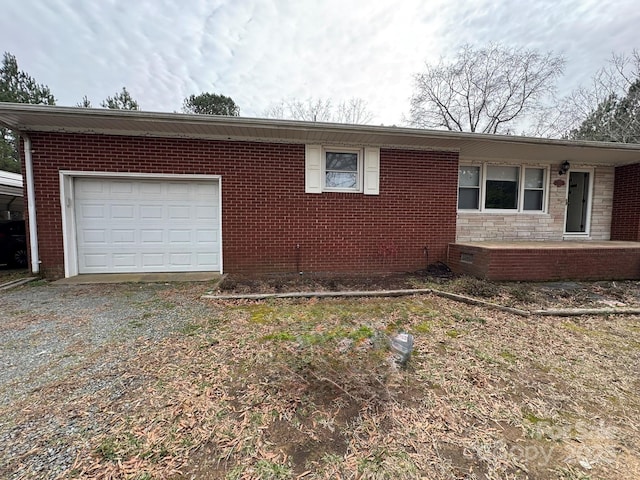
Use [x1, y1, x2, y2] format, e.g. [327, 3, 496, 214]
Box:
[2, 0, 639, 125]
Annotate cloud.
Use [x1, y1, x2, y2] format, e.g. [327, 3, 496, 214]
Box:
[1, 0, 639, 124]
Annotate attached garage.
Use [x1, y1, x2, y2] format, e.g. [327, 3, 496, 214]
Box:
[3, 105, 640, 281]
[61, 173, 222, 276]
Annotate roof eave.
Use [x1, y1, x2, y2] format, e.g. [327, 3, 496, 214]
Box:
[1, 103, 639, 165]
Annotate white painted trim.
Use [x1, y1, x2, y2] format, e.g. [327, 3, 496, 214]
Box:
[218, 176, 223, 274]
[458, 163, 550, 214]
[59, 171, 223, 278]
[59, 172, 76, 277]
[23, 135, 39, 274]
[363, 147, 380, 195]
[59, 171, 221, 181]
[563, 168, 594, 237]
[321, 146, 364, 193]
[304, 145, 323, 194]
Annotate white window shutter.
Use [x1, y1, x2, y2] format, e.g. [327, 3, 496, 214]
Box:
[305, 144, 323, 194]
[363, 147, 380, 195]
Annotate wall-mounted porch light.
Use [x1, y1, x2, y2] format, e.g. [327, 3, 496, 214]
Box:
[559, 160, 570, 176]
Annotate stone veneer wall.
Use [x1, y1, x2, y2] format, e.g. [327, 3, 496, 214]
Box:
[455, 162, 614, 242]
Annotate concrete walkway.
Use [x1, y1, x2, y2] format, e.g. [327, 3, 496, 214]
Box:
[55, 272, 223, 285]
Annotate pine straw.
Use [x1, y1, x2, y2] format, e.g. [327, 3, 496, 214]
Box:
[2, 292, 640, 479]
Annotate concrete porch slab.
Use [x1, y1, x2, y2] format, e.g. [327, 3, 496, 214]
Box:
[448, 241, 640, 281]
[54, 272, 223, 285]
[453, 240, 640, 250]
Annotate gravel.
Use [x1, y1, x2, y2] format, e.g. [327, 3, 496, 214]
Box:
[0, 280, 219, 479]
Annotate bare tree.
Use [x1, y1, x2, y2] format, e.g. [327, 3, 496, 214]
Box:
[408, 43, 565, 134]
[535, 50, 640, 140]
[263, 97, 373, 124]
[334, 98, 374, 124]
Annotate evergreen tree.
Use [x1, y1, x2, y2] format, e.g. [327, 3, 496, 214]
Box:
[101, 87, 139, 110]
[0, 52, 56, 172]
[182, 92, 239, 116]
[572, 79, 640, 143]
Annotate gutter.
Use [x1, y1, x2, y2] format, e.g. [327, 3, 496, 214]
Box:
[22, 134, 39, 274]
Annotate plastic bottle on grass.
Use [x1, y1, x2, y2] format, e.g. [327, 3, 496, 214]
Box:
[390, 332, 414, 366]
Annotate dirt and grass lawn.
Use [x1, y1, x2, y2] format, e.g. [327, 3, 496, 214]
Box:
[1, 273, 639, 479]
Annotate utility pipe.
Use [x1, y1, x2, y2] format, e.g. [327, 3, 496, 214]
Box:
[23, 134, 39, 274]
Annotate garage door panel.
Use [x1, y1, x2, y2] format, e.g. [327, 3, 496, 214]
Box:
[195, 205, 217, 220]
[111, 181, 134, 194]
[113, 254, 137, 268]
[78, 181, 104, 194]
[140, 205, 164, 219]
[84, 254, 108, 268]
[75, 178, 220, 274]
[140, 183, 163, 195]
[112, 230, 135, 243]
[80, 204, 105, 219]
[196, 253, 219, 266]
[168, 205, 191, 220]
[111, 205, 136, 219]
[141, 253, 166, 267]
[168, 230, 191, 243]
[81, 229, 106, 243]
[196, 229, 218, 243]
[169, 253, 192, 266]
[141, 230, 164, 243]
[167, 183, 191, 195]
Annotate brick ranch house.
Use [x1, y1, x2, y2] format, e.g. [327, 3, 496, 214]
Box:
[1, 103, 640, 281]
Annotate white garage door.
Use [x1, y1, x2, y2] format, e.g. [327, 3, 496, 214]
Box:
[74, 177, 220, 274]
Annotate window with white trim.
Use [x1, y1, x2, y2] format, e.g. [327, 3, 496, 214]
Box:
[523, 168, 545, 211]
[324, 149, 361, 191]
[485, 166, 519, 209]
[305, 144, 380, 195]
[458, 164, 547, 212]
[458, 166, 480, 209]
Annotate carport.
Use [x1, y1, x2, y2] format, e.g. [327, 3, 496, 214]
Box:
[0, 170, 23, 220]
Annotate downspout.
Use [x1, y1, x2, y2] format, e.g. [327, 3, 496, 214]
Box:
[23, 134, 39, 274]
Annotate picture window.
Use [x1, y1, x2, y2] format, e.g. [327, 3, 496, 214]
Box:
[458, 164, 547, 213]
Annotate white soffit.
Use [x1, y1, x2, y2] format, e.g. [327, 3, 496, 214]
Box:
[1, 103, 640, 166]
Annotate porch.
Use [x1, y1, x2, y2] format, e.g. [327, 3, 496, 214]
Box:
[447, 241, 640, 281]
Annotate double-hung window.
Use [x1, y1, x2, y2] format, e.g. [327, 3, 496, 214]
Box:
[458, 166, 480, 209]
[324, 150, 361, 191]
[458, 164, 547, 212]
[305, 144, 380, 195]
[523, 168, 545, 211]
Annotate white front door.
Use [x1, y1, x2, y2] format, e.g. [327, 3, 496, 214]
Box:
[74, 177, 220, 274]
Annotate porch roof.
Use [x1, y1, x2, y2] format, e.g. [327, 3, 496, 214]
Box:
[1, 103, 640, 166]
[0, 170, 23, 212]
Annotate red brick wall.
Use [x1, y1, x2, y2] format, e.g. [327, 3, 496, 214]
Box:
[611, 163, 640, 241]
[24, 132, 458, 278]
[448, 243, 640, 281]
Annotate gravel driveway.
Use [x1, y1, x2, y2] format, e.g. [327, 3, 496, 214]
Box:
[0, 280, 218, 479]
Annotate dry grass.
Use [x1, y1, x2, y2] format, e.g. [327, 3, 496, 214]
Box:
[3, 283, 640, 479]
[0, 267, 31, 285]
[217, 273, 640, 310]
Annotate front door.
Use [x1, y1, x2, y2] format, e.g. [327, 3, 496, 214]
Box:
[564, 171, 591, 234]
